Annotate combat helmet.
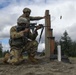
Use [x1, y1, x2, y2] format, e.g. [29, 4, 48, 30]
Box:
[23, 8, 31, 13]
[17, 17, 28, 24]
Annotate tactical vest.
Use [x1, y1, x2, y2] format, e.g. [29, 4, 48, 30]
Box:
[9, 26, 31, 46]
[9, 37, 28, 46]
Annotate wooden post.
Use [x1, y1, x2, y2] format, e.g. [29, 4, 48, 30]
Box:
[45, 10, 51, 58]
[50, 37, 55, 54]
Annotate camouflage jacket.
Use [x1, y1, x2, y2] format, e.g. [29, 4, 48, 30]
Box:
[19, 14, 43, 23]
[9, 25, 38, 46]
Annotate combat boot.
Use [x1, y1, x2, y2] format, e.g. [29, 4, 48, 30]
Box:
[28, 55, 38, 63]
[7, 55, 24, 65]
[19, 55, 25, 63]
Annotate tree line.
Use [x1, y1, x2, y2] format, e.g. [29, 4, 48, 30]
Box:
[55, 30, 76, 57]
[0, 43, 9, 58]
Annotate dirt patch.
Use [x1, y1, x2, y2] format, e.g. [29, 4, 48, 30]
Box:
[0, 57, 76, 75]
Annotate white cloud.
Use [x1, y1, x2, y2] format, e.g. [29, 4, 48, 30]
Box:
[2, 43, 10, 52]
[38, 43, 45, 52]
[0, 26, 11, 38]
[0, 0, 76, 51]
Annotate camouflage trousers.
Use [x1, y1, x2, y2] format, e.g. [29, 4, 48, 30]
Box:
[7, 40, 38, 64]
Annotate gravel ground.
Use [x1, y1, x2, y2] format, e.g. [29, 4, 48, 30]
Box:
[0, 57, 76, 75]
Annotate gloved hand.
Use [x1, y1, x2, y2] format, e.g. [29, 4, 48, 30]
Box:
[22, 28, 30, 33]
[35, 24, 43, 31]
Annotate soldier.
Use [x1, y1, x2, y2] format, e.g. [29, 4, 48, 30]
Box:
[3, 17, 42, 65]
[19, 7, 45, 24]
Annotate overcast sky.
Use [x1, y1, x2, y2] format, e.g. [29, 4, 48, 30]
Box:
[0, 0, 76, 52]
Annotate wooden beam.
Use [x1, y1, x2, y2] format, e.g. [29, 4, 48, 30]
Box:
[45, 10, 51, 58]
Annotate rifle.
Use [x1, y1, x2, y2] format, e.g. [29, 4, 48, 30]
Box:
[16, 23, 37, 32]
[16, 23, 50, 43]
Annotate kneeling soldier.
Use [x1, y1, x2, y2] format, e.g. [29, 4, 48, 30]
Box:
[3, 17, 42, 65]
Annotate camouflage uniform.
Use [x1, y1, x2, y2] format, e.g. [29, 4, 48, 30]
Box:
[18, 8, 44, 24]
[7, 17, 38, 65]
